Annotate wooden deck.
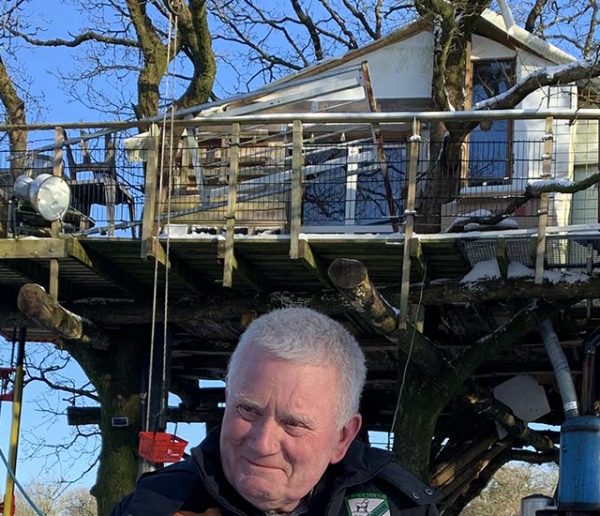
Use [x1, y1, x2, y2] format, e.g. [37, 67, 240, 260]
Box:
[1, 224, 599, 429]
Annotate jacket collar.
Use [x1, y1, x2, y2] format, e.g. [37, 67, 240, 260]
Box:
[190, 428, 394, 514]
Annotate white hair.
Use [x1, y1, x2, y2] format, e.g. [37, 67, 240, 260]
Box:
[226, 307, 366, 425]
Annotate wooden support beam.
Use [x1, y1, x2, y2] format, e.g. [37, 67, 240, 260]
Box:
[296, 239, 331, 287]
[290, 120, 303, 259]
[0, 238, 66, 259]
[143, 323, 173, 433]
[67, 405, 224, 426]
[410, 237, 427, 280]
[217, 238, 267, 292]
[223, 123, 240, 288]
[432, 435, 498, 488]
[496, 236, 508, 279]
[49, 127, 64, 301]
[141, 124, 160, 258]
[398, 119, 421, 329]
[438, 442, 510, 501]
[142, 237, 206, 295]
[17, 283, 109, 349]
[535, 116, 553, 284]
[144, 235, 170, 268]
[328, 258, 443, 375]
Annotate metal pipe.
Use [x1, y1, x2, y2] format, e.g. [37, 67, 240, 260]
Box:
[1, 108, 600, 131]
[539, 319, 579, 419]
[3, 327, 26, 516]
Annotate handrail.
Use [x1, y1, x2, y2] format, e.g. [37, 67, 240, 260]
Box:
[0, 108, 599, 132]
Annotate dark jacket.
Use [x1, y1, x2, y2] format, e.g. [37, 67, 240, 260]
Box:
[111, 430, 438, 515]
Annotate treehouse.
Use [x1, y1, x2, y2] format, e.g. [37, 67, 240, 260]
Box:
[0, 7, 599, 514]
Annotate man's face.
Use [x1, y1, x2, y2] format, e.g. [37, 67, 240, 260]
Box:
[220, 348, 361, 513]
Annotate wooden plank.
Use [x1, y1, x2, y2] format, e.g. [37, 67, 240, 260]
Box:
[496, 236, 508, 279]
[167, 250, 207, 295]
[0, 238, 66, 259]
[141, 124, 160, 258]
[146, 236, 170, 268]
[65, 237, 145, 296]
[289, 120, 303, 259]
[49, 127, 64, 301]
[410, 236, 427, 280]
[223, 123, 240, 287]
[535, 116, 553, 284]
[399, 120, 421, 329]
[297, 240, 331, 287]
[218, 238, 267, 292]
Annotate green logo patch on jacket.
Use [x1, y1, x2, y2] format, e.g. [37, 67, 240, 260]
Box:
[345, 493, 391, 516]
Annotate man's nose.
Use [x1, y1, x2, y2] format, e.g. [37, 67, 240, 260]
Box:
[249, 419, 280, 455]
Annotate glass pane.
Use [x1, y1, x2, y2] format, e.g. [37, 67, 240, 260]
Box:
[355, 145, 405, 225]
[303, 163, 347, 226]
[469, 60, 514, 185]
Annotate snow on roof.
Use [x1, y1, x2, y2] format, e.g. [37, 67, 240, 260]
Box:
[479, 9, 576, 65]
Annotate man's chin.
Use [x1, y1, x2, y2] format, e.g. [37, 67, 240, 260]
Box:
[236, 479, 293, 512]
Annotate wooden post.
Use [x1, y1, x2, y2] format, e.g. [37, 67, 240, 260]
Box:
[139, 323, 173, 473]
[141, 124, 160, 259]
[2, 328, 26, 516]
[535, 117, 553, 284]
[399, 119, 421, 329]
[360, 62, 399, 232]
[496, 236, 508, 279]
[587, 242, 594, 319]
[290, 120, 303, 259]
[223, 123, 240, 287]
[49, 127, 63, 301]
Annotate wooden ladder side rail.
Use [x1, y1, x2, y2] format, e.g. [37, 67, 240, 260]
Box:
[290, 120, 303, 259]
[360, 61, 399, 232]
[399, 119, 421, 330]
[534, 116, 554, 284]
[223, 123, 240, 288]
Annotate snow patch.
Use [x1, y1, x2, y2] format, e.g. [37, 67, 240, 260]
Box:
[461, 259, 501, 283]
[508, 261, 534, 278]
[463, 218, 519, 232]
[544, 270, 590, 284]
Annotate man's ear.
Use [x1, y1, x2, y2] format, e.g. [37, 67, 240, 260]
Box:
[330, 413, 362, 464]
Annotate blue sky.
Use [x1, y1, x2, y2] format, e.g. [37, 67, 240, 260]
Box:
[0, 0, 212, 495]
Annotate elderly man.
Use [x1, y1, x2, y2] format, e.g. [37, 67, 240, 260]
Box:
[112, 308, 438, 515]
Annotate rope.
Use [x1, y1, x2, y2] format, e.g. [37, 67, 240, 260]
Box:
[388, 264, 427, 451]
[145, 9, 179, 433]
[0, 446, 44, 516]
[162, 11, 180, 425]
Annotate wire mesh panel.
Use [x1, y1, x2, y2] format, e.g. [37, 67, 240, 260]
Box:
[0, 111, 597, 239]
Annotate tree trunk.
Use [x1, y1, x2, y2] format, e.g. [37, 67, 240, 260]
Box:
[63, 330, 147, 516]
[392, 368, 446, 481]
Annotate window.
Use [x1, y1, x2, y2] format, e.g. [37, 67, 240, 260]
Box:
[302, 143, 406, 228]
[468, 59, 515, 186]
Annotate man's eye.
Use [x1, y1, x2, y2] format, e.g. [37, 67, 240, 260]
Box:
[284, 420, 307, 435]
[237, 405, 258, 420]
